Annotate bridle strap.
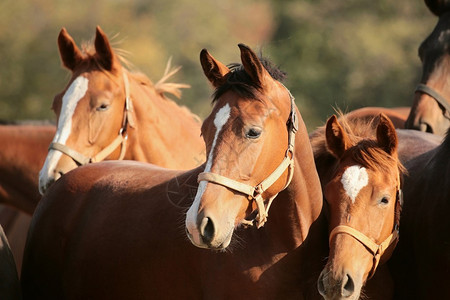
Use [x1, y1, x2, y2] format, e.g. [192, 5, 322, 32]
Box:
[48, 142, 91, 165]
[198, 90, 298, 228]
[415, 84, 450, 120]
[49, 72, 131, 165]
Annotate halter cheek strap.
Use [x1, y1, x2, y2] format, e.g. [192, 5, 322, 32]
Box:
[198, 90, 298, 228]
[49, 72, 132, 165]
[415, 84, 450, 120]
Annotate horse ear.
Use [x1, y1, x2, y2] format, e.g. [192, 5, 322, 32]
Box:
[326, 115, 351, 158]
[94, 26, 117, 72]
[238, 43, 270, 88]
[200, 49, 230, 88]
[58, 28, 83, 71]
[376, 113, 398, 156]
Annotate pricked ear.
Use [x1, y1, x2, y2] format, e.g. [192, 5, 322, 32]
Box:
[200, 49, 230, 88]
[238, 43, 270, 88]
[58, 28, 83, 71]
[325, 115, 351, 158]
[94, 26, 117, 72]
[376, 113, 398, 156]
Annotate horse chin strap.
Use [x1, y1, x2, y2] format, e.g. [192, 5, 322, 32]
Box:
[328, 176, 403, 280]
[197, 89, 298, 229]
[415, 84, 450, 120]
[48, 72, 132, 166]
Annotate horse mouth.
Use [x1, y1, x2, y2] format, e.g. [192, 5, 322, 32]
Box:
[185, 226, 233, 250]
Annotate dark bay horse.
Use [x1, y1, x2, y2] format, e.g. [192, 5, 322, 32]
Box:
[39, 26, 205, 194]
[405, 0, 450, 135]
[389, 129, 450, 298]
[21, 45, 328, 299]
[0, 224, 20, 299]
[312, 115, 404, 299]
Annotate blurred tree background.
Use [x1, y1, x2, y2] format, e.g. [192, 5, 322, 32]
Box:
[0, 0, 435, 131]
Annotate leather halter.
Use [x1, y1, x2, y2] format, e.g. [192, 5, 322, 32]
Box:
[329, 178, 402, 280]
[415, 84, 450, 120]
[48, 72, 132, 165]
[197, 88, 298, 228]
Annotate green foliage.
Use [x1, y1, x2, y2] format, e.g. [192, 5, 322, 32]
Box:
[267, 0, 435, 129]
[0, 0, 435, 131]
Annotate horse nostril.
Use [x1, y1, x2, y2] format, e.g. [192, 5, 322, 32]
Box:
[199, 217, 215, 244]
[341, 273, 355, 297]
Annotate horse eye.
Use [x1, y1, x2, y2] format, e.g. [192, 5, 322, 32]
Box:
[380, 197, 390, 205]
[245, 127, 262, 139]
[96, 103, 109, 112]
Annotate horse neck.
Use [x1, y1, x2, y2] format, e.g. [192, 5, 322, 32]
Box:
[123, 78, 204, 169]
[268, 114, 324, 246]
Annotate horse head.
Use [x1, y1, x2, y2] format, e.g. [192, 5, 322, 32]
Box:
[39, 27, 135, 194]
[405, 0, 450, 135]
[318, 114, 403, 300]
[185, 44, 297, 250]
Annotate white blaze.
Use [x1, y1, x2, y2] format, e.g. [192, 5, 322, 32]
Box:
[186, 104, 231, 243]
[341, 165, 369, 203]
[39, 76, 89, 194]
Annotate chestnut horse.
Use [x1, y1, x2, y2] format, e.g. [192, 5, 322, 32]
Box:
[405, 0, 450, 135]
[22, 45, 329, 299]
[345, 107, 410, 129]
[0, 123, 54, 213]
[39, 26, 205, 194]
[389, 129, 450, 298]
[312, 115, 404, 299]
[0, 123, 55, 272]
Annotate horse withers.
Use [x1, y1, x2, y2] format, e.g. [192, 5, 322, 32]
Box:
[314, 115, 404, 299]
[405, 0, 450, 135]
[39, 26, 205, 194]
[21, 44, 328, 299]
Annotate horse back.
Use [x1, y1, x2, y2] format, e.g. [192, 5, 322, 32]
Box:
[21, 160, 204, 299]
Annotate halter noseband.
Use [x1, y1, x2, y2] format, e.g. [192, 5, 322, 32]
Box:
[197, 88, 298, 228]
[415, 84, 450, 120]
[328, 177, 402, 279]
[48, 72, 132, 166]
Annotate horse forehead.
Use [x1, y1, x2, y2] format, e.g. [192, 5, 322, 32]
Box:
[61, 76, 89, 108]
[339, 165, 370, 203]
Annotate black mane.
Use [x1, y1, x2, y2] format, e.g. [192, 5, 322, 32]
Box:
[212, 57, 286, 102]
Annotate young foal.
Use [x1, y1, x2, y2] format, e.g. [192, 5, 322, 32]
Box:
[312, 115, 404, 299]
[39, 26, 205, 194]
[21, 45, 328, 299]
[405, 0, 450, 135]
